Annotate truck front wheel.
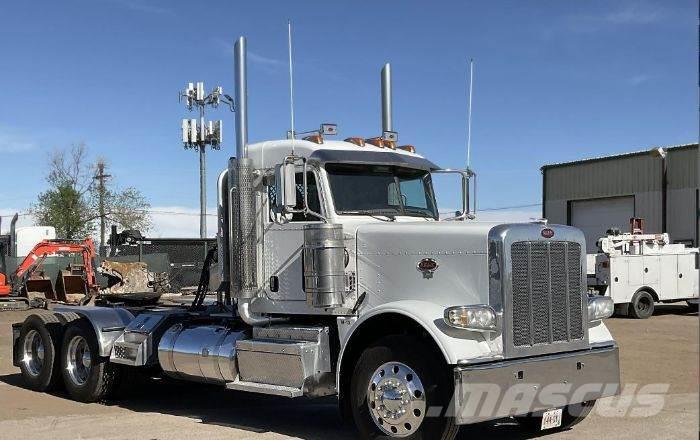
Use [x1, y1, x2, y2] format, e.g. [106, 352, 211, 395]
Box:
[349, 335, 458, 440]
[60, 319, 118, 402]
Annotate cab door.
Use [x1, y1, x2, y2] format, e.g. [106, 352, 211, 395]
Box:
[262, 168, 324, 302]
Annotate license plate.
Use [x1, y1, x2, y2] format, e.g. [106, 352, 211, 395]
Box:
[540, 408, 563, 430]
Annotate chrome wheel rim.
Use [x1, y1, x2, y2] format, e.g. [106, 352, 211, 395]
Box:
[367, 362, 426, 437]
[22, 329, 45, 377]
[66, 335, 91, 386]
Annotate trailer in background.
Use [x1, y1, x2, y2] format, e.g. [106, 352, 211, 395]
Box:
[587, 223, 699, 318]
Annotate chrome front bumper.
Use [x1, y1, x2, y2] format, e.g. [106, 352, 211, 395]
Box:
[452, 345, 620, 425]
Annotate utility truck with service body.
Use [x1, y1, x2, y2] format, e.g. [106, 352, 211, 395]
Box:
[588, 227, 699, 319]
[12, 37, 620, 439]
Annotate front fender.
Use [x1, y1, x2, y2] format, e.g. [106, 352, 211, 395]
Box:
[53, 306, 134, 357]
[336, 300, 500, 392]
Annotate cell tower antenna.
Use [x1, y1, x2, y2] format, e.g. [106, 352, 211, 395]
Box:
[178, 81, 233, 238]
[467, 58, 474, 170]
[287, 20, 296, 155]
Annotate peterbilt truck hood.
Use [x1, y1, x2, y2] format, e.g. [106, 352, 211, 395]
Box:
[353, 221, 501, 308]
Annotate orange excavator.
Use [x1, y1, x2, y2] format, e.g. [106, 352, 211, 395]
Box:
[0, 238, 99, 303]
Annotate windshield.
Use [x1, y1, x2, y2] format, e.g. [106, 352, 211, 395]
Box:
[325, 163, 438, 219]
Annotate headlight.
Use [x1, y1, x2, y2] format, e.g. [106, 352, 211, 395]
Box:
[588, 296, 614, 322]
[444, 305, 498, 332]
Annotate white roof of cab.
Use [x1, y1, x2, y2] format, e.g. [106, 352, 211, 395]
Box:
[247, 139, 428, 169]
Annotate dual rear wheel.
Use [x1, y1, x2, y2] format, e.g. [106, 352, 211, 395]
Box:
[17, 314, 117, 402]
[17, 313, 62, 391]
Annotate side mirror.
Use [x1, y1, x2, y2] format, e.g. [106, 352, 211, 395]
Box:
[432, 168, 476, 221]
[275, 162, 297, 211]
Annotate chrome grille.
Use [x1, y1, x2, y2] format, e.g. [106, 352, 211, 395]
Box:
[511, 241, 584, 348]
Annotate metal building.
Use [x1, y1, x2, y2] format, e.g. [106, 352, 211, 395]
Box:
[542, 143, 699, 252]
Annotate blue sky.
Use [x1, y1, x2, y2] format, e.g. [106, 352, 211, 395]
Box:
[0, 0, 696, 236]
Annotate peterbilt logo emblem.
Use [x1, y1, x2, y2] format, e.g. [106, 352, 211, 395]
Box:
[417, 258, 438, 278]
[541, 228, 555, 239]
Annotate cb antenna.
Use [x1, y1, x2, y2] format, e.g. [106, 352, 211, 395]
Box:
[466, 58, 474, 170]
[287, 20, 296, 155]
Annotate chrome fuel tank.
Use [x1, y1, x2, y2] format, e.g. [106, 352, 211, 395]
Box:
[158, 324, 248, 384]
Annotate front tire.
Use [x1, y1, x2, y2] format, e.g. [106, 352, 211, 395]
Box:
[628, 290, 655, 319]
[349, 335, 458, 440]
[516, 400, 596, 433]
[60, 319, 118, 402]
[17, 313, 62, 391]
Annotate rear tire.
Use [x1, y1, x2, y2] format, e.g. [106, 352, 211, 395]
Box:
[349, 335, 458, 440]
[516, 400, 596, 433]
[60, 319, 118, 402]
[628, 290, 655, 319]
[687, 301, 698, 312]
[17, 313, 62, 391]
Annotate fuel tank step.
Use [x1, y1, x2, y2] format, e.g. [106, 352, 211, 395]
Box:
[226, 379, 303, 397]
[234, 325, 333, 396]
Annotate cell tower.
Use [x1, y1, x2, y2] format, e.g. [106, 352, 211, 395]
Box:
[179, 82, 234, 238]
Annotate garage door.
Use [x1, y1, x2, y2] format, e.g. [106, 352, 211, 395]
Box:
[570, 196, 634, 252]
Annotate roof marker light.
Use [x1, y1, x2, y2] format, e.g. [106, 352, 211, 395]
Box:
[365, 137, 385, 148]
[398, 145, 416, 153]
[303, 134, 324, 144]
[345, 137, 366, 147]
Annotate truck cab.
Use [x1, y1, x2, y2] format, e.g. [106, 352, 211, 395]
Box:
[12, 36, 620, 440]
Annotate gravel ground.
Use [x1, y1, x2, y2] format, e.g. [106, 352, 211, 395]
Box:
[0, 303, 696, 439]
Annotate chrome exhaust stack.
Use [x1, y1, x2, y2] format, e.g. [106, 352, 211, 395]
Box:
[233, 36, 257, 301]
[381, 63, 392, 133]
[232, 36, 284, 325]
[234, 37, 249, 161]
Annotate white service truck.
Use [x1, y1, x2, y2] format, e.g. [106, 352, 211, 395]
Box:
[12, 37, 620, 439]
[588, 230, 699, 319]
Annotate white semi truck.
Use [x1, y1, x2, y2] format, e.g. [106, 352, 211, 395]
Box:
[12, 37, 620, 439]
[587, 229, 699, 319]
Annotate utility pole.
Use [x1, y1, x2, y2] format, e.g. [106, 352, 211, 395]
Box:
[94, 161, 111, 254]
[180, 82, 234, 238]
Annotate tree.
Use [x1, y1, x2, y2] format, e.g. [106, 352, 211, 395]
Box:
[32, 182, 93, 239]
[31, 144, 151, 243]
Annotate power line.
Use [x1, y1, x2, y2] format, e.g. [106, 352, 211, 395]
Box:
[141, 210, 218, 217]
[477, 203, 542, 211]
[0, 210, 219, 219]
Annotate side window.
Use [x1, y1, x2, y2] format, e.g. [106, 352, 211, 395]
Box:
[400, 177, 429, 209]
[268, 171, 321, 222]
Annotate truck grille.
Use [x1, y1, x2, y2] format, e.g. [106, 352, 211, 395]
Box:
[511, 241, 584, 348]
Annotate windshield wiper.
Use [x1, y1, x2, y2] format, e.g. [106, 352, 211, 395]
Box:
[339, 209, 399, 220]
[400, 207, 435, 218]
